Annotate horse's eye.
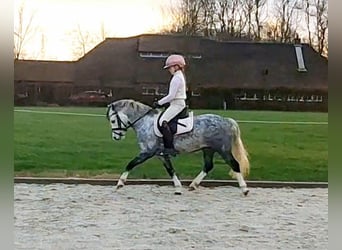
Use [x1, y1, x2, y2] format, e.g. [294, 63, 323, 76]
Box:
[111, 120, 116, 124]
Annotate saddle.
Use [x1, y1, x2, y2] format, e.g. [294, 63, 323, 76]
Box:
[153, 107, 194, 137]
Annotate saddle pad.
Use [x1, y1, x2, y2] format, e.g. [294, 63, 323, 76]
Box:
[154, 111, 194, 137]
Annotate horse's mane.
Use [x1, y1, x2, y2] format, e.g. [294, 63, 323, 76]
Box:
[107, 99, 157, 119]
[113, 99, 151, 111]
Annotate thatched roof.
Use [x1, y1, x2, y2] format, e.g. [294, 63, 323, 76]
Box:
[14, 34, 328, 92]
[138, 34, 201, 54]
[14, 60, 74, 82]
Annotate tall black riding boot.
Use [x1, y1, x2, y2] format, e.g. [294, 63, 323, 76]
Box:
[161, 121, 179, 156]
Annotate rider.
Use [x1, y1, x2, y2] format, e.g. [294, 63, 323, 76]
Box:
[152, 54, 187, 156]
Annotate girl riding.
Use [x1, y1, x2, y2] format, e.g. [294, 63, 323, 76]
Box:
[153, 54, 187, 156]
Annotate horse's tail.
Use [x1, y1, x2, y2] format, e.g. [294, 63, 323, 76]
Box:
[229, 119, 250, 179]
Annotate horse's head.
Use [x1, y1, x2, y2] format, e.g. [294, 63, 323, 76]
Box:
[106, 99, 156, 141]
[106, 103, 130, 141]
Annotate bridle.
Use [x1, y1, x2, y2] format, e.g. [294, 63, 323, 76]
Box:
[109, 110, 128, 139]
[107, 104, 153, 139]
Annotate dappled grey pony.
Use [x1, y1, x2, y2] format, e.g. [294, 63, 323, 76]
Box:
[106, 99, 250, 195]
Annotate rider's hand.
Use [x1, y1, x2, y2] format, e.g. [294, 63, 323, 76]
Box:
[152, 101, 161, 109]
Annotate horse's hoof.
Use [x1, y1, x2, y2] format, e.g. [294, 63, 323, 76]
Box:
[174, 187, 182, 195]
[242, 189, 249, 196]
[189, 182, 200, 191]
[116, 184, 124, 190]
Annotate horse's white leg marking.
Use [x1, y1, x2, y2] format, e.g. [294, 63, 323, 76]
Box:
[116, 171, 129, 188]
[189, 170, 207, 190]
[172, 174, 182, 195]
[235, 172, 249, 196]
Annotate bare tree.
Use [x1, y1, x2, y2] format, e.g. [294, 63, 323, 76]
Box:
[159, 0, 203, 35]
[297, 0, 328, 56]
[239, 0, 268, 40]
[262, 21, 281, 41]
[14, 2, 38, 59]
[216, 0, 245, 39]
[314, 0, 328, 56]
[199, 0, 217, 37]
[70, 24, 99, 60]
[241, 0, 255, 38]
[234, 1, 250, 38]
[159, 0, 183, 33]
[301, 0, 314, 46]
[158, 0, 327, 56]
[254, 0, 267, 40]
[271, 0, 301, 42]
[180, 0, 203, 35]
[217, 0, 228, 33]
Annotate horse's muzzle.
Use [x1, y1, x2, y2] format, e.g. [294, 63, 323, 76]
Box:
[112, 133, 125, 141]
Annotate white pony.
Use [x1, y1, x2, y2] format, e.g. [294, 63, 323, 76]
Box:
[107, 99, 250, 195]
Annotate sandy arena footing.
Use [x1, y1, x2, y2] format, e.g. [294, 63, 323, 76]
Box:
[14, 183, 328, 250]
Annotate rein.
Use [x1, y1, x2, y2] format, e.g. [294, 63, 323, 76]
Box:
[127, 108, 154, 128]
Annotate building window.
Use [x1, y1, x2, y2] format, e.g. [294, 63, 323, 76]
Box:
[139, 52, 169, 58]
[236, 93, 260, 101]
[190, 54, 202, 59]
[142, 87, 156, 95]
[191, 90, 201, 96]
[139, 52, 202, 60]
[142, 87, 167, 96]
[294, 45, 307, 72]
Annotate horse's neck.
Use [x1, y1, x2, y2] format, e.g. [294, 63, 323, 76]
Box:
[126, 106, 150, 124]
[133, 114, 155, 136]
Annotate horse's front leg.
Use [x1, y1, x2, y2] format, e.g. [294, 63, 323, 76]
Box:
[116, 152, 154, 189]
[158, 155, 182, 195]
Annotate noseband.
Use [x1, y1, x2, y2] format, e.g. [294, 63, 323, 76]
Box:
[109, 110, 128, 138]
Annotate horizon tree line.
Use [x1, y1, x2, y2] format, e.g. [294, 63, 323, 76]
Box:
[14, 0, 328, 60]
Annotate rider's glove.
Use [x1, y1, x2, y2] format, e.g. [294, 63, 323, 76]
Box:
[152, 101, 162, 109]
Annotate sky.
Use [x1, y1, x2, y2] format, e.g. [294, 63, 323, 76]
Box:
[13, 0, 319, 61]
[14, 0, 174, 61]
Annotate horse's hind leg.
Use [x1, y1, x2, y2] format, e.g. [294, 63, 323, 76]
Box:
[158, 155, 182, 195]
[189, 148, 215, 191]
[218, 151, 249, 196]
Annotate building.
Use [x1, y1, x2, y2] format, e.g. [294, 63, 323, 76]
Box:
[14, 34, 328, 111]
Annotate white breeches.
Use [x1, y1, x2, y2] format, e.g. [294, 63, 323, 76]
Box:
[159, 99, 186, 126]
